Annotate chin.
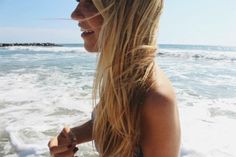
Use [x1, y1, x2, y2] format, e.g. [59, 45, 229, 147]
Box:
[84, 43, 99, 53]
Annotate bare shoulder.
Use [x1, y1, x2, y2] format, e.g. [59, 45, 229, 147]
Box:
[140, 68, 181, 157]
[143, 67, 177, 115]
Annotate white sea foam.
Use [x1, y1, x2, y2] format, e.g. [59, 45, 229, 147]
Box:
[5, 128, 45, 157]
[3, 46, 86, 53]
[159, 48, 236, 62]
[179, 98, 236, 157]
[1, 45, 236, 157]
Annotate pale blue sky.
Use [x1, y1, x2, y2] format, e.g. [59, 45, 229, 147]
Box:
[0, 0, 235, 46]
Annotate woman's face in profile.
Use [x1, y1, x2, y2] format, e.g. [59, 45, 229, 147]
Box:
[71, 0, 103, 52]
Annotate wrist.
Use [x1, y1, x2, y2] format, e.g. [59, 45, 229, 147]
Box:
[70, 127, 80, 144]
[71, 126, 82, 144]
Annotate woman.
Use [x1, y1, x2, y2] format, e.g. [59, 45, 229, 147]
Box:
[48, 0, 181, 157]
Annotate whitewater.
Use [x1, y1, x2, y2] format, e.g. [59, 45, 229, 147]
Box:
[0, 44, 236, 157]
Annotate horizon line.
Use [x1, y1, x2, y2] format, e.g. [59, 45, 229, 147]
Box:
[1, 42, 236, 49]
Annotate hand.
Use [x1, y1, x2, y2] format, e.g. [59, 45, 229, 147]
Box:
[48, 127, 79, 157]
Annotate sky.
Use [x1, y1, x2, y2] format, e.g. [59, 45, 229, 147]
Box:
[0, 0, 235, 47]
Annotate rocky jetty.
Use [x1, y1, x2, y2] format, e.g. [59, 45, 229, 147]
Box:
[0, 43, 61, 47]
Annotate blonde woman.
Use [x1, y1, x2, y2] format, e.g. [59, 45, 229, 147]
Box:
[48, 0, 181, 157]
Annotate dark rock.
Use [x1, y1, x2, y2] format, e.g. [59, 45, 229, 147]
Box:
[0, 43, 61, 47]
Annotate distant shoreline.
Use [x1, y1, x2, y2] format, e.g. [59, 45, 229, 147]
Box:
[0, 43, 235, 52]
[0, 43, 61, 47]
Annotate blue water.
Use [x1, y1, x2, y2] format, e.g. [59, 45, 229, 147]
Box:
[0, 44, 236, 157]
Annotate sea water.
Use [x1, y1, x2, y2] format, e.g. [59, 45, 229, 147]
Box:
[0, 44, 236, 157]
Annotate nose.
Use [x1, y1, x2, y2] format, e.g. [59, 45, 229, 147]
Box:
[71, 4, 84, 21]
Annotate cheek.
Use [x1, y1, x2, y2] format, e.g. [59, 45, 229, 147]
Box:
[89, 16, 103, 30]
[92, 19, 103, 40]
[96, 15, 104, 25]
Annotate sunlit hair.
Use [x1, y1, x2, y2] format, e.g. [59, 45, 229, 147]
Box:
[91, 0, 164, 156]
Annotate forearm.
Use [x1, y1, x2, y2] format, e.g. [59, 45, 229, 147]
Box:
[71, 120, 93, 144]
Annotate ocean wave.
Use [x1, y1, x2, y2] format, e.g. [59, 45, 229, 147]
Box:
[2, 46, 86, 53]
[5, 127, 46, 157]
[1, 45, 235, 62]
[158, 48, 236, 62]
[159, 44, 236, 52]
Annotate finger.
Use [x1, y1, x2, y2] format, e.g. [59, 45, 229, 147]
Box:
[57, 136, 69, 145]
[57, 127, 72, 145]
[60, 127, 77, 145]
[50, 145, 73, 154]
[54, 148, 75, 157]
[48, 137, 70, 148]
[62, 127, 71, 137]
[48, 137, 58, 148]
[57, 127, 69, 141]
[49, 137, 73, 154]
[67, 130, 77, 144]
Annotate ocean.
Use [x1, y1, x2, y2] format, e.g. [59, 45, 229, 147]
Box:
[0, 44, 236, 157]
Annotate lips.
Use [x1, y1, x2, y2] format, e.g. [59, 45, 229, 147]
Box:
[80, 28, 95, 37]
[82, 31, 94, 37]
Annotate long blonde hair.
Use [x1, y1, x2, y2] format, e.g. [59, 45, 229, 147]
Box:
[91, 0, 164, 156]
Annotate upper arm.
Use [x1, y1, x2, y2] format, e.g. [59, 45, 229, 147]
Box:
[140, 92, 181, 157]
